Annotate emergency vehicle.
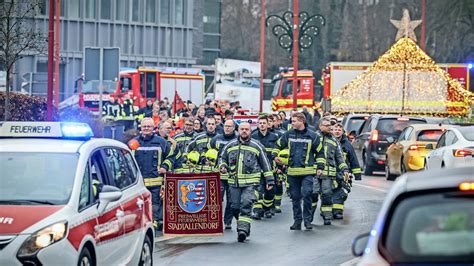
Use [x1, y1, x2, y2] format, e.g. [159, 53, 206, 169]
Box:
[0, 122, 154, 265]
[270, 67, 320, 111]
[77, 67, 205, 112]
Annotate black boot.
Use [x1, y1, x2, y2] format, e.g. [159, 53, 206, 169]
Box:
[333, 212, 343, 220]
[324, 219, 331, 225]
[304, 221, 313, 230]
[251, 212, 262, 220]
[237, 231, 247, 242]
[290, 222, 302, 230]
[264, 210, 272, 219]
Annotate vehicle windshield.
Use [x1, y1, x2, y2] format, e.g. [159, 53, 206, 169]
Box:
[346, 117, 366, 133]
[377, 118, 426, 136]
[383, 191, 474, 264]
[81, 80, 117, 94]
[271, 79, 281, 97]
[0, 152, 78, 205]
[459, 127, 474, 141]
[417, 129, 444, 142]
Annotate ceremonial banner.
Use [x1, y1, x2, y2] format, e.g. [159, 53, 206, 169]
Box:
[164, 173, 223, 236]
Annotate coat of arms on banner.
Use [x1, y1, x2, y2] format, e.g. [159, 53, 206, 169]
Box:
[178, 179, 207, 213]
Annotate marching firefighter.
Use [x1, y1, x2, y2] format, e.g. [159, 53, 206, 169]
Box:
[129, 118, 174, 232]
[251, 115, 279, 219]
[185, 115, 218, 161]
[120, 94, 136, 130]
[274, 149, 289, 213]
[275, 112, 325, 230]
[219, 122, 274, 242]
[173, 117, 197, 171]
[331, 123, 362, 219]
[209, 119, 238, 230]
[102, 97, 121, 124]
[313, 117, 349, 225]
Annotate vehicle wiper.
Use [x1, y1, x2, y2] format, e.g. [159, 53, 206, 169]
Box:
[0, 199, 56, 205]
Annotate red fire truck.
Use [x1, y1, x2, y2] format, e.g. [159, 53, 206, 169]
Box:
[77, 67, 205, 111]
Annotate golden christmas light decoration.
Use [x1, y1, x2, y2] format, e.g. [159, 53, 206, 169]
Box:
[332, 38, 472, 117]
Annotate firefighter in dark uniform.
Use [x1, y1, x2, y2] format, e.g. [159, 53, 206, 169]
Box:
[185, 115, 218, 162]
[102, 96, 121, 124]
[331, 123, 362, 219]
[209, 119, 238, 230]
[219, 122, 274, 242]
[313, 117, 349, 225]
[129, 117, 174, 232]
[120, 94, 135, 130]
[251, 115, 279, 219]
[276, 112, 325, 230]
[172, 117, 196, 171]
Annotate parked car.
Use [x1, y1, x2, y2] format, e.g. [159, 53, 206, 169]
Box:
[385, 124, 456, 180]
[0, 122, 154, 266]
[352, 167, 474, 265]
[353, 115, 427, 175]
[341, 113, 369, 136]
[424, 126, 474, 170]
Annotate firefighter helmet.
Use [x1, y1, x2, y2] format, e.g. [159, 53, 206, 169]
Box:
[205, 148, 218, 163]
[187, 151, 200, 165]
[277, 149, 289, 165]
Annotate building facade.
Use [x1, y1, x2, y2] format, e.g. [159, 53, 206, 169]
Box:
[14, 0, 221, 101]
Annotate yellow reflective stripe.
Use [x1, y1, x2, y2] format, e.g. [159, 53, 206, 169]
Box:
[157, 149, 162, 169]
[326, 139, 337, 146]
[144, 177, 163, 187]
[238, 216, 252, 223]
[321, 206, 332, 212]
[163, 159, 172, 170]
[228, 145, 260, 156]
[305, 142, 312, 166]
[352, 168, 362, 174]
[339, 163, 348, 170]
[229, 177, 260, 185]
[275, 195, 282, 200]
[196, 138, 208, 145]
[312, 202, 318, 207]
[332, 204, 344, 210]
[265, 147, 274, 152]
[288, 168, 315, 176]
[316, 158, 326, 163]
[317, 142, 323, 152]
[262, 200, 273, 207]
[253, 202, 263, 208]
[263, 171, 273, 178]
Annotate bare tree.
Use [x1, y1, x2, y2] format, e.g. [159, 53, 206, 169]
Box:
[0, 0, 46, 121]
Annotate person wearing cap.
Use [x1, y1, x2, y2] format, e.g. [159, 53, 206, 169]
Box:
[330, 123, 362, 219]
[251, 115, 280, 220]
[275, 112, 325, 231]
[219, 122, 274, 242]
[129, 117, 174, 232]
[313, 117, 349, 225]
[209, 119, 238, 230]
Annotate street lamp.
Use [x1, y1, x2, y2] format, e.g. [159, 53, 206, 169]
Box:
[265, 5, 325, 110]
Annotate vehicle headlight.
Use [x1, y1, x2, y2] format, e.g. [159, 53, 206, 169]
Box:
[17, 221, 68, 257]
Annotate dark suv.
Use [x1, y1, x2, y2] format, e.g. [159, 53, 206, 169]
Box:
[353, 115, 427, 175]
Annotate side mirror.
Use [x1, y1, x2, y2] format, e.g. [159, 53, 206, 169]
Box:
[386, 136, 395, 144]
[425, 143, 434, 150]
[352, 232, 370, 257]
[97, 185, 122, 214]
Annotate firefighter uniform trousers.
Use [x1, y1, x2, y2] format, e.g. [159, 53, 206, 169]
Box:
[253, 177, 275, 218]
[230, 185, 258, 235]
[288, 175, 314, 223]
[331, 172, 351, 216]
[221, 178, 234, 226]
[312, 175, 333, 220]
[273, 176, 284, 212]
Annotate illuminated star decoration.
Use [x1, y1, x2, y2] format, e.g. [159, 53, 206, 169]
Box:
[390, 9, 422, 42]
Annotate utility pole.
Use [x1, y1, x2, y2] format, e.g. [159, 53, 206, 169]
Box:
[292, 0, 299, 110]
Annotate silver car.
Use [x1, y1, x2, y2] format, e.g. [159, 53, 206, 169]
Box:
[352, 167, 474, 265]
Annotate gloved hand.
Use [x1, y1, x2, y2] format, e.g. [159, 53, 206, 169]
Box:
[354, 173, 362, 181]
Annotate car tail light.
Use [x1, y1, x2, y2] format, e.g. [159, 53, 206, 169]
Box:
[459, 182, 474, 191]
[453, 149, 473, 157]
[397, 117, 409, 121]
[377, 160, 385, 165]
[370, 130, 379, 142]
[409, 144, 419, 151]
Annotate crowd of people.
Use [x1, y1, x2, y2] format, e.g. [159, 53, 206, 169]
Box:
[108, 97, 361, 243]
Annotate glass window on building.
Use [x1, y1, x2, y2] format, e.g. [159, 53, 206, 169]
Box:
[85, 0, 96, 19]
[174, 0, 184, 25]
[131, 0, 141, 22]
[101, 0, 111, 19]
[68, 0, 80, 18]
[160, 0, 170, 24]
[204, 35, 220, 50]
[203, 51, 219, 65]
[115, 0, 127, 21]
[204, 0, 221, 33]
[145, 0, 156, 23]
[38, 0, 47, 15]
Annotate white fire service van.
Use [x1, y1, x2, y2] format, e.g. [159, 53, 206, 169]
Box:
[0, 122, 154, 265]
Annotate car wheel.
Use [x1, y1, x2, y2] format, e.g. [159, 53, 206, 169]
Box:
[77, 247, 93, 266]
[139, 236, 153, 266]
[385, 161, 397, 181]
[363, 152, 374, 175]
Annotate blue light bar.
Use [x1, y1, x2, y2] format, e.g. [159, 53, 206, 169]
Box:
[60, 122, 94, 139]
[468, 63, 473, 70]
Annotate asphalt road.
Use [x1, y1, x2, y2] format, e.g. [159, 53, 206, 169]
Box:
[153, 175, 392, 266]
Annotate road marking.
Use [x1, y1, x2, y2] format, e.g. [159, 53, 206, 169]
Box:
[340, 257, 360, 266]
[353, 183, 388, 193]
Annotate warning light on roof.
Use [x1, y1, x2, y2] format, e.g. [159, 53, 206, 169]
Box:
[468, 63, 473, 69]
[61, 123, 94, 139]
